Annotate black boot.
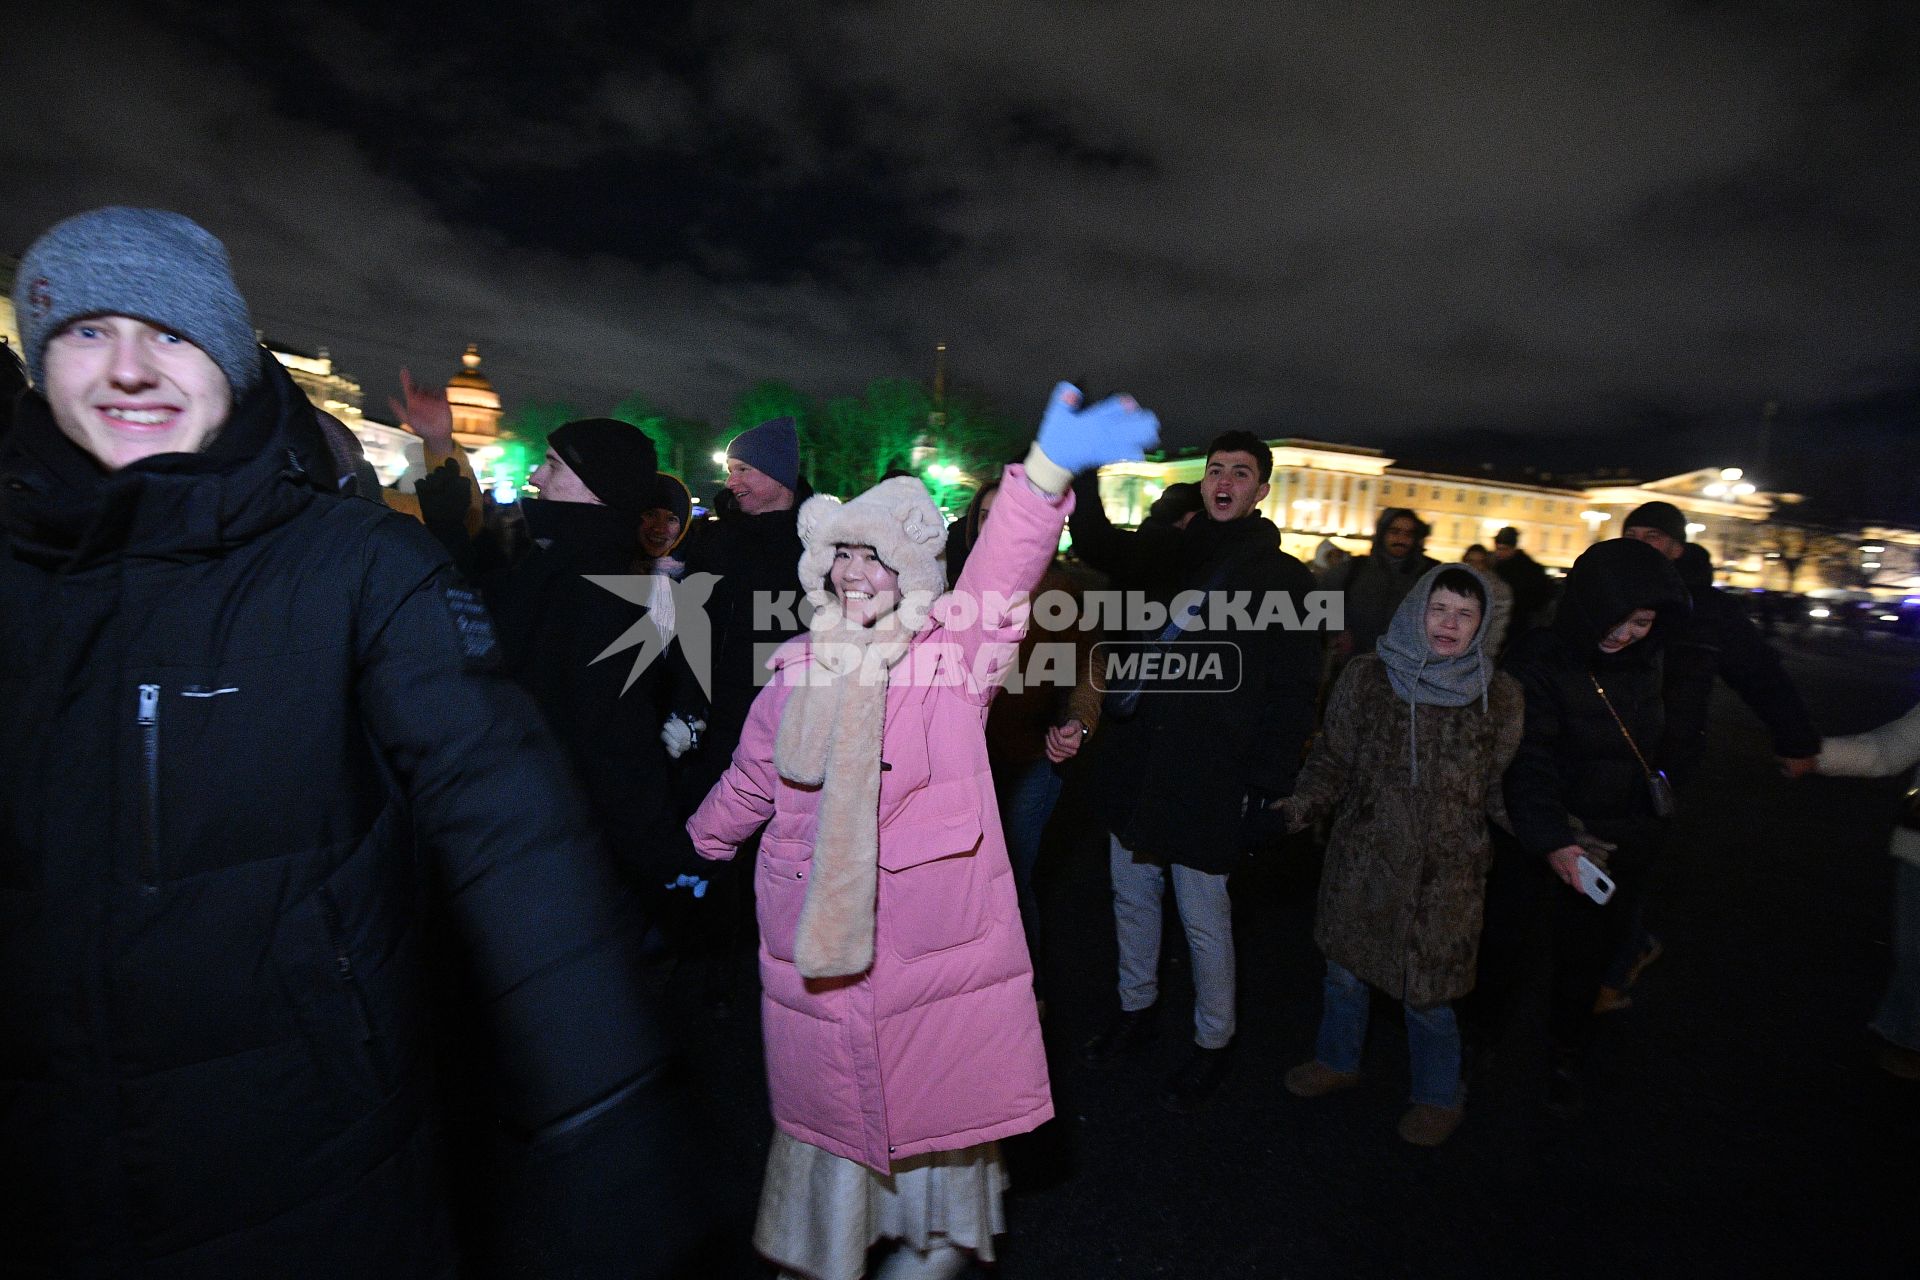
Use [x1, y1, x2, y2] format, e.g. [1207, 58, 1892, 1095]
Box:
[1159, 1043, 1231, 1113]
[1080, 1005, 1158, 1068]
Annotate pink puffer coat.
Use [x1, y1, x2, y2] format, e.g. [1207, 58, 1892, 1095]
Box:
[688, 467, 1067, 1172]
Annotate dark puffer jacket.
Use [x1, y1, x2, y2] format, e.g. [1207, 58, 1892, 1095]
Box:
[458, 496, 694, 892]
[0, 356, 685, 1277]
[1501, 538, 1689, 863]
[1070, 476, 1323, 874]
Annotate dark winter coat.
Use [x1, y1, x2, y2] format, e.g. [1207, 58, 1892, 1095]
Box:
[1291, 657, 1524, 1004]
[462, 496, 693, 888]
[1659, 543, 1817, 782]
[1332, 508, 1438, 655]
[671, 497, 807, 801]
[1502, 538, 1689, 864]
[1069, 475, 1323, 873]
[1494, 546, 1555, 632]
[0, 356, 684, 1277]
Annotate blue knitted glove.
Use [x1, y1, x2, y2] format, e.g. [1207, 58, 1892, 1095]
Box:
[665, 873, 710, 898]
[1032, 382, 1161, 478]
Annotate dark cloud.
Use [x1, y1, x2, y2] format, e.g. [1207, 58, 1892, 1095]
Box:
[4, 0, 1916, 513]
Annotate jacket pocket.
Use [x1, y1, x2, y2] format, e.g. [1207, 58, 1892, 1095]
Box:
[881, 807, 990, 961]
[316, 886, 391, 1090]
[285, 883, 395, 1102]
[757, 838, 812, 964]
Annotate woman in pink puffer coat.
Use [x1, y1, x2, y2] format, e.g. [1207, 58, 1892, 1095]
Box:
[689, 385, 1156, 1280]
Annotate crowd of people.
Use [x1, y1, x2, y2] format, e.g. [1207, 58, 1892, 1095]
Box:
[2, 206, 1913, 1279]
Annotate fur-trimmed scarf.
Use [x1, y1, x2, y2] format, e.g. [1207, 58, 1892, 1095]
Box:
[773, 610, 919, 978]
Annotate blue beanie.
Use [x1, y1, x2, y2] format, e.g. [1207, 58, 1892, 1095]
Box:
[725, 416, 800, 492]
[12, 207, 260, 396]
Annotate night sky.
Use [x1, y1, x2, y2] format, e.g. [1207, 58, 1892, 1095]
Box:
[5, 1, 1917, 517]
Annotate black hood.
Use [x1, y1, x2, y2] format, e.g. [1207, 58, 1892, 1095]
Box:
[0, 349, 337, 570]
[1551, 537, 1689, 657]
[1369, 506, 1430, 562]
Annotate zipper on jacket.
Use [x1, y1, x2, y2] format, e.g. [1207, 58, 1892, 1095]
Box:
[318, 887, 380, 1052]
[137, 683, 161, 893]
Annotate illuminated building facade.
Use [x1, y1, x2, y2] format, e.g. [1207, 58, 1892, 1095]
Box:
[1097, 444, 1802, 587]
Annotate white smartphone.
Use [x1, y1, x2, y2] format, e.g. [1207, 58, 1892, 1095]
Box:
[1575, 855, 1615, 905]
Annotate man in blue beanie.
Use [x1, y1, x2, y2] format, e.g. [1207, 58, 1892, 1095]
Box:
[665, 415, 810, 1011]
[722, 413, 800, 514]
[0, 207, 697, 1276]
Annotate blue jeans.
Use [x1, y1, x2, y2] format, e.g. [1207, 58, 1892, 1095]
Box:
[995, 759, 1065, 985]
[1314, 960, 1462, 1108]
[1873, 860, 1920, 1052]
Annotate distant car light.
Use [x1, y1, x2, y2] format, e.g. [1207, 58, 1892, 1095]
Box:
[1809, 607, 1831, 618]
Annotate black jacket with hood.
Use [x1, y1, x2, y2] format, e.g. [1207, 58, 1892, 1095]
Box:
[0, 355, 690, 1277]
[1069, 473, 1322, 873]
[1334, 507, 1439, 655]
[444, 493, 696, 892]
[1501, 537, 1689, 861]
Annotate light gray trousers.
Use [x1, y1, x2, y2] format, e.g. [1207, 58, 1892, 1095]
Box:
[1110, 834, 1236, 1049]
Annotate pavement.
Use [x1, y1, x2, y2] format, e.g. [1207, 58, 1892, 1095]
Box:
[660, 628, 1918, 1278]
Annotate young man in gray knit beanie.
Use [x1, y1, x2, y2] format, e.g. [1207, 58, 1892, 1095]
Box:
[11, 206, 260, 471]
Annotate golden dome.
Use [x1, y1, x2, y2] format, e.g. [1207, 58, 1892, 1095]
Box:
[447, 343, 499, 407]
[445, 343, 502, 439]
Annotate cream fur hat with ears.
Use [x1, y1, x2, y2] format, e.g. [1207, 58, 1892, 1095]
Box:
[796, 476, 948, 620]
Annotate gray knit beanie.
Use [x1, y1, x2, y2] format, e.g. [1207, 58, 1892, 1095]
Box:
[12, 207, 259, 395]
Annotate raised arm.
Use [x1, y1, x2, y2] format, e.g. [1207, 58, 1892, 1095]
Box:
[930, 383, 1159, 701]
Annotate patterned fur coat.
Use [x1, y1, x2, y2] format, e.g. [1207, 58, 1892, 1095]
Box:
[1290, 655, 1524, 1005]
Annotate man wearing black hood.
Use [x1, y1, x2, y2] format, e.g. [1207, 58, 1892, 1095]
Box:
[1331, 507, 1438, 657]
[0, 208, 693, 1276]
[418, 406, 697, 905]
[1069, 431, 1322, 1112]
[1494, 537, 1688, 1115]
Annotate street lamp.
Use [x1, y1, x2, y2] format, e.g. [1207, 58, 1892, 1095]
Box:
[1580, 510, 1611, 544]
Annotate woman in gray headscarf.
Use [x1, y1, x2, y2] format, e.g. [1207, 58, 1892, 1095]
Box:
[1272, 565, 1524, 1146]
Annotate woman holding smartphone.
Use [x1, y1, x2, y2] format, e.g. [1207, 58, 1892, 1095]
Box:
[1497, 538, 1687, 1116]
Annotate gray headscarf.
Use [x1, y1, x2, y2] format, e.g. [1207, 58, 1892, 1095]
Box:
[1373, 562, 1496, 783]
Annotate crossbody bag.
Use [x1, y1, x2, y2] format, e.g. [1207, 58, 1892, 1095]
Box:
[1589, 673, 1677, 818]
